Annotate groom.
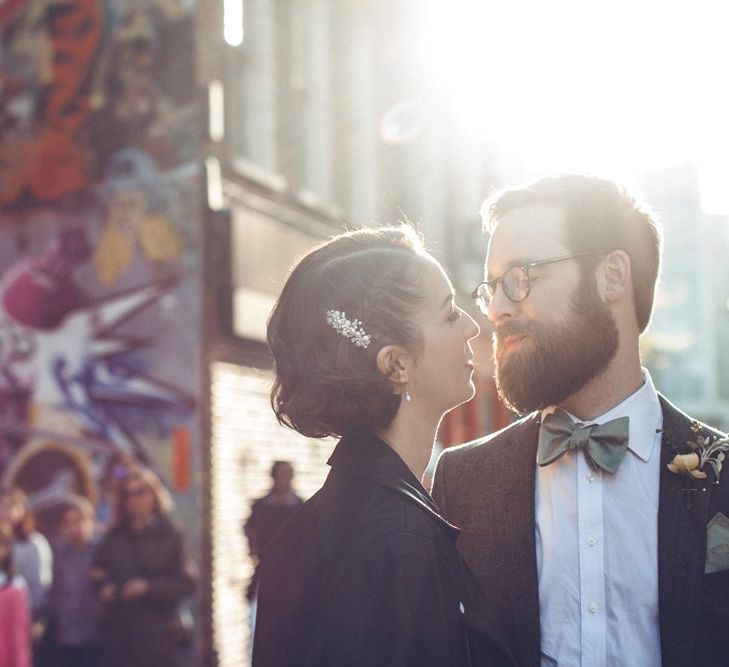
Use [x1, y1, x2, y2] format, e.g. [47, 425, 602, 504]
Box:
[433, 174, 729, 667]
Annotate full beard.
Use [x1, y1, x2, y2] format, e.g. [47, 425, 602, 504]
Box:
[493, 278, 619, 415]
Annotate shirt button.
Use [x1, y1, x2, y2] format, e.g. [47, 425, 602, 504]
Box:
[587, 472, 596, 483]
[459, 601, 465, 614]
[587, 537, 598, 547]
[588, 603, 599, 613]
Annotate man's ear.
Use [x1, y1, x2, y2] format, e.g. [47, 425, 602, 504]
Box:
[598, 249, 631, 302]
[376, 344, 411, 394]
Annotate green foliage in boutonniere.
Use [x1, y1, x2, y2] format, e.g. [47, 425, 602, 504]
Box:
[667, 420, 729, 483]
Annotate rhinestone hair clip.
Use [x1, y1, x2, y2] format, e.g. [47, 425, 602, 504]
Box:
[326, 309, 372, 349]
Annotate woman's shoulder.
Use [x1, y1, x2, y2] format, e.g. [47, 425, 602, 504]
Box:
[154, 514, 185, 538]
[136, 515, 186, 550]
[28, 531, 51, 552]
[99, 522, 127, 540]
[13, 531, 51, 558]
[0, 573, 27, 588]
[327, 516, 461, 606]
[337, 486, 446, 553]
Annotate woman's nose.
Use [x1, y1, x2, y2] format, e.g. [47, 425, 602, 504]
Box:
[463, 310, 480, 340]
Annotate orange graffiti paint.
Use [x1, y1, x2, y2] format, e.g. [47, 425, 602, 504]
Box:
[171, 425, 191, 492]
[0, 0, 102, 206]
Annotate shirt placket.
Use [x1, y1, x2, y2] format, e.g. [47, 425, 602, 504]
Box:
[577, 450, 607, 667]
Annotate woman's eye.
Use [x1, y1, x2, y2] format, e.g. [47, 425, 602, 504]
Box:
[448, 309, 461, 322]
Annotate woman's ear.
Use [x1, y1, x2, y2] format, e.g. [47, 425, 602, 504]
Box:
[376, 344, 411, 393]
[598, 249, 631, 302]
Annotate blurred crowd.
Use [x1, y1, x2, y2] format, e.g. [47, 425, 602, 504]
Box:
[0, 460, 196, 667]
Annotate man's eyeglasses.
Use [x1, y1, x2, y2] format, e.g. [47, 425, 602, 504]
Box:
[471, 253, 594, 315]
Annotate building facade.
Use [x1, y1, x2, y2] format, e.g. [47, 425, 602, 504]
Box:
[198, 1, 508, 664]
[637, 163, 729, 429]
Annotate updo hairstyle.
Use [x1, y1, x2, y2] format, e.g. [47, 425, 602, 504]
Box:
[268, 225, 430, 438]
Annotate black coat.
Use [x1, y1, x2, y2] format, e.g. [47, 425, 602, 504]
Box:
[252, 433, 513, 667]
[93, 516, 196, 667]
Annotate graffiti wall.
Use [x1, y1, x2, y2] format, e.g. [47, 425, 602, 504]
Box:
[0, 0, 202, 547]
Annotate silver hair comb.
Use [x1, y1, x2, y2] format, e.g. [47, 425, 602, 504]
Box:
[326, 309, 372, 349]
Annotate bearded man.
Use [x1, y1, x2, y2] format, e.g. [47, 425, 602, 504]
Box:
[433, 174, 729, 667]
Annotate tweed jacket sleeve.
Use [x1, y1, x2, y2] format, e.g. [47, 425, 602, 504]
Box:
[432, 417, 542, 667]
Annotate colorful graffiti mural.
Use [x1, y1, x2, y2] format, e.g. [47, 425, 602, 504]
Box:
[0, 0, 201, 543]
[1, 0, 196, 205]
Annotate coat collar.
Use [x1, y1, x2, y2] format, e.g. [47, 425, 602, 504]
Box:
[328, 432, 461, 540]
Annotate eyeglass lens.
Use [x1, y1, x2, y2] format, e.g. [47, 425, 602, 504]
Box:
[502, 266, 529, 301]
[477, 266, 529, 308]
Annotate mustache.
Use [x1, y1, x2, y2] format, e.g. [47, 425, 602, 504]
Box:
[492, 321, 534, 343]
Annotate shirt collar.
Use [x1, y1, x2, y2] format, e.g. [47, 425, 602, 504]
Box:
[541, 368, 662, 463]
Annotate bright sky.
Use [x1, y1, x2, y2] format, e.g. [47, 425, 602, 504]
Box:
[416, 0, 729, 213]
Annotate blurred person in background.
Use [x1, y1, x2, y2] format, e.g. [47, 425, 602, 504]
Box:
[48, 495, 102, 667]
[243, 460, 302, 602]
[92, 467, 196, 667]
[0, 486, 52, 650]
[0, 521, 32, 667]
[433, 174, 729, 667]
[96, 451, 137, 531]
[254, 225, 513, 666]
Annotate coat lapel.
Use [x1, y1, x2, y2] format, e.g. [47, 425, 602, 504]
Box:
[657, 395, 712, 667]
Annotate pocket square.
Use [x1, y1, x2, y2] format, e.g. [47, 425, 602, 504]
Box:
[705, 512, 729, 574]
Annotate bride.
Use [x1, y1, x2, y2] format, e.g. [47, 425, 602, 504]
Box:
[253, 225, 513, 666]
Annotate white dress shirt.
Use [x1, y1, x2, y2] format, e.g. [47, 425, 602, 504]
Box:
[536, 370, 662, 667]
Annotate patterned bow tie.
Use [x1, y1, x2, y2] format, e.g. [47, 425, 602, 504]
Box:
[537, 408, 630, 474]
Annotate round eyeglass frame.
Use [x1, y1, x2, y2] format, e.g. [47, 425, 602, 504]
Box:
[471, 253, 595, 315]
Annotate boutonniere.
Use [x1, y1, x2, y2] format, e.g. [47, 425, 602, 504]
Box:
[667, 420, 729, 484]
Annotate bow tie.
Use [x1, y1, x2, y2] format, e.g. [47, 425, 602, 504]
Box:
[537, 408, 630, 474]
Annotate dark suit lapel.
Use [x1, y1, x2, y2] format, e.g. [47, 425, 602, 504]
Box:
[497, 415, 541, 667]
[657, 395, 711, 667]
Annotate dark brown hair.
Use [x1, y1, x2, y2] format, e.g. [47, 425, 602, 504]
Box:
[114, 467, 173, 527]
[59, 494, 95, 521]
[483, 174, 661, 333]
[0, 522, 14, 586]
[0, 486, 35, 540]
[270, 461, 293, 478]
[268, 225, 430, 438]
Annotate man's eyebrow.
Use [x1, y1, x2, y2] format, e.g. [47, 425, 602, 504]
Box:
[486, 258, 532, 280]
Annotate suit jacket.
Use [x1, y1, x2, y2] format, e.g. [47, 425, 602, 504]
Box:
[432, 394, 729, 667]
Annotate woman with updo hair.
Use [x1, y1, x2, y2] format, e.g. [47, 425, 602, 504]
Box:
[253, 226, 513, 666]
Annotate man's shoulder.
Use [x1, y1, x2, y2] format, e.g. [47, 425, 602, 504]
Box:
[438, 412, 539, 465]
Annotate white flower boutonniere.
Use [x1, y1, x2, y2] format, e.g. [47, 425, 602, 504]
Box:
[667, 421, 729, 484]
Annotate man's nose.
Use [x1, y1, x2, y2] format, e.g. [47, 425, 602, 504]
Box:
[486, 282, 517, 324]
